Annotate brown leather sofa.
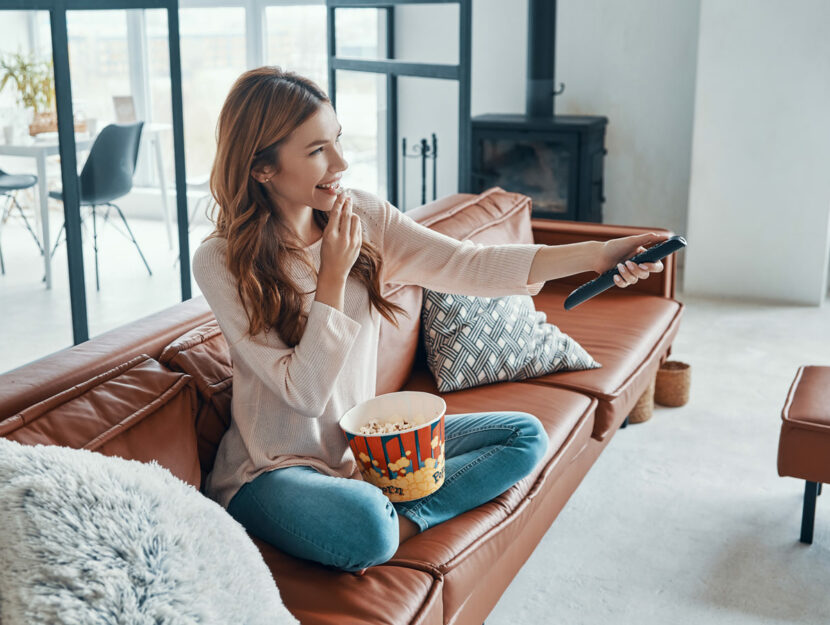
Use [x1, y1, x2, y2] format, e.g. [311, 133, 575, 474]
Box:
[0, 187, 683, 625]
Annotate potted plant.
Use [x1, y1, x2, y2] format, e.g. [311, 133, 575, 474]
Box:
[0, 51, 57, 135]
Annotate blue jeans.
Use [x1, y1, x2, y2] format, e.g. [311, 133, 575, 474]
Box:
[227, 411, 548, 572]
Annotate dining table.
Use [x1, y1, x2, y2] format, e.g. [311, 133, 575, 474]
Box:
[0, 122, 173, 289]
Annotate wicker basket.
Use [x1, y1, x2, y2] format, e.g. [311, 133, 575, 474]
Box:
[629, 374, 656, 424]
[655, 360, 691, 407]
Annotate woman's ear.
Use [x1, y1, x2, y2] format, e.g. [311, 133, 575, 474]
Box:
[251, 164, 277, 184]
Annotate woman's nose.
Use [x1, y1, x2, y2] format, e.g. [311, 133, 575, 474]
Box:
[332, 143, 348, 172]
[332, 153, 348, 173]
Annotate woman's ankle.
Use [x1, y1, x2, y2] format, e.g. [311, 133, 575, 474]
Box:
[398, 515, 420, 543]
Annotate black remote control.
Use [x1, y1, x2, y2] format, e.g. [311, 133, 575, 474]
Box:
[563, 235, 687, 310]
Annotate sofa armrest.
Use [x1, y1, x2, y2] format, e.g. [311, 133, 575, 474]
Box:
[530, 219, 678, 299]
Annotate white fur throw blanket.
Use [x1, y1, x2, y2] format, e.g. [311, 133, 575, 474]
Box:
[0, 438, 298, 625]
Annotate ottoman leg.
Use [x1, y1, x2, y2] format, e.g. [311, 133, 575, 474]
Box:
[819, 483, 823, 496]
[800, 481, 820, 544]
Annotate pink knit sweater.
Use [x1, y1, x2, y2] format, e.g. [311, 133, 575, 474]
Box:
[193, 189, 545, 508]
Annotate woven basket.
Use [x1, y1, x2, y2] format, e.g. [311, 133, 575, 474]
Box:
[629, 374, 656, 424]
[655, 360, 690, 407]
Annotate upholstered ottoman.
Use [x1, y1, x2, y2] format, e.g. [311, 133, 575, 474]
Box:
[777, 366, 830, 544]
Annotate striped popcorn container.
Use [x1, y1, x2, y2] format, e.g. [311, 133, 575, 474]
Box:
[340, 391, 447, 502]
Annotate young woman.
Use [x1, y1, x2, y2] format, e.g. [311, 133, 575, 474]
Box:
[193, 66, 666, 573]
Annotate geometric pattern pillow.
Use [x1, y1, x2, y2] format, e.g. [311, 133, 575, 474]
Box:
[421, 290, 601, 393]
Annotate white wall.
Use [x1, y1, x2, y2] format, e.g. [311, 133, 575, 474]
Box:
[684, 0, 830, 305]
[397, 0, 700, 257]
[554, 0, 700, 240]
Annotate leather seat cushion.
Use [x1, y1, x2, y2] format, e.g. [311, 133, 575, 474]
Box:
[254, 537, 443, 625]
[778, 366, 830, 483]
[527, 285, 684, 439]
[159, 319, 233, 483]
[0, 354, 201, 488]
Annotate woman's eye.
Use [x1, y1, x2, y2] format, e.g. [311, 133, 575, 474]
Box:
[310, 135, 341, 156]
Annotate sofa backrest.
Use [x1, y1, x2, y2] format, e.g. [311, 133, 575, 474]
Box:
[158, 320, 232, 486]
[0, 354, 202, 488]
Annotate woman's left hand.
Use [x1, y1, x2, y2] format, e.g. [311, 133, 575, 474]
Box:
[597, 233, 669, 289]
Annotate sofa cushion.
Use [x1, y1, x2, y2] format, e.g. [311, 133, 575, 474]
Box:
[376, 187, 537, 395]
[377, 284, 423, 395]
[254, 537, 443, 625]
[0, 438, 297, 625]
[0, 354, 201, 488]
[406, 186, 536, 246]
[396, 372, 596, 623]
[527, 286, 684, 440]
[421, 290, 600, 392]
[159, 320, 233, 481]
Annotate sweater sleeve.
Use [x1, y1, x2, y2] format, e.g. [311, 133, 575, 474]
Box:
[362, 193, 546, 297]
[192, 239, 362, 419]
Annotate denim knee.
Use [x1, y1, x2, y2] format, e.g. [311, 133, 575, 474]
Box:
[512, 412, 549, 472]
[339, 491, 400, 572]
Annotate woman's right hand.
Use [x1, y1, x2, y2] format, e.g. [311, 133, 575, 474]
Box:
[319, 191, 362, 283]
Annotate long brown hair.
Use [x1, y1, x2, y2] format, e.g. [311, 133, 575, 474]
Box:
[206, 66, 406, 346]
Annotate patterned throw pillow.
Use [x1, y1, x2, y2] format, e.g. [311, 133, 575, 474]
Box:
[421, 291, 601, 393]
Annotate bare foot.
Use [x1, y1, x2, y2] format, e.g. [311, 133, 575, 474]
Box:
[398, 516, 420, 543]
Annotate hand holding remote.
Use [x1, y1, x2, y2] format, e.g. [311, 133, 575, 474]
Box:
[564, 235, 687, 310]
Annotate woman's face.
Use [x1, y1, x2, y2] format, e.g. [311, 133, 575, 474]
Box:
[254, 102, 348, 214]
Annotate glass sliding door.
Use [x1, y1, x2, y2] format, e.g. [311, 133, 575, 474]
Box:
[0, 1, 188, 373]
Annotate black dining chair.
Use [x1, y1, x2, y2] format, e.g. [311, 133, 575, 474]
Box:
[49, 121, 152, 291]
[0, 169, 44, 275]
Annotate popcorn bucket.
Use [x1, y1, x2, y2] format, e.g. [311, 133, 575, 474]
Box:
[340, 391, 446, 502]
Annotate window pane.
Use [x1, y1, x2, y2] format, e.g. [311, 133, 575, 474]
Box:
[62, 9, 184, 338]
[334, 70, 386, 199]
[176, 7, 245, 180]
[335, 8, 382, 60]
[146, 8, 234, 302]
[333, 5, 456, 64]
[266, 5, 328, 93]
[392, 5, 458, 64]
[0, 10, 77, 372]
[397, 76, 458, 211]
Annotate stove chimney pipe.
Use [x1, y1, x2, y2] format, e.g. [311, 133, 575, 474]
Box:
[526, 0, 557, 118]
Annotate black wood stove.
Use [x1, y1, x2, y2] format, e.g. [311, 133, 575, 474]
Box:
[470, 0, 607, 222]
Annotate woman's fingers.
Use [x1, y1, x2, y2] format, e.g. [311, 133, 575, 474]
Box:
[326, 192, 346, 234]
[614, 259, 664, 288]
[341, 196, 352, 238]
[638, 260, 664, 273]
[351, 213, 362, 248]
